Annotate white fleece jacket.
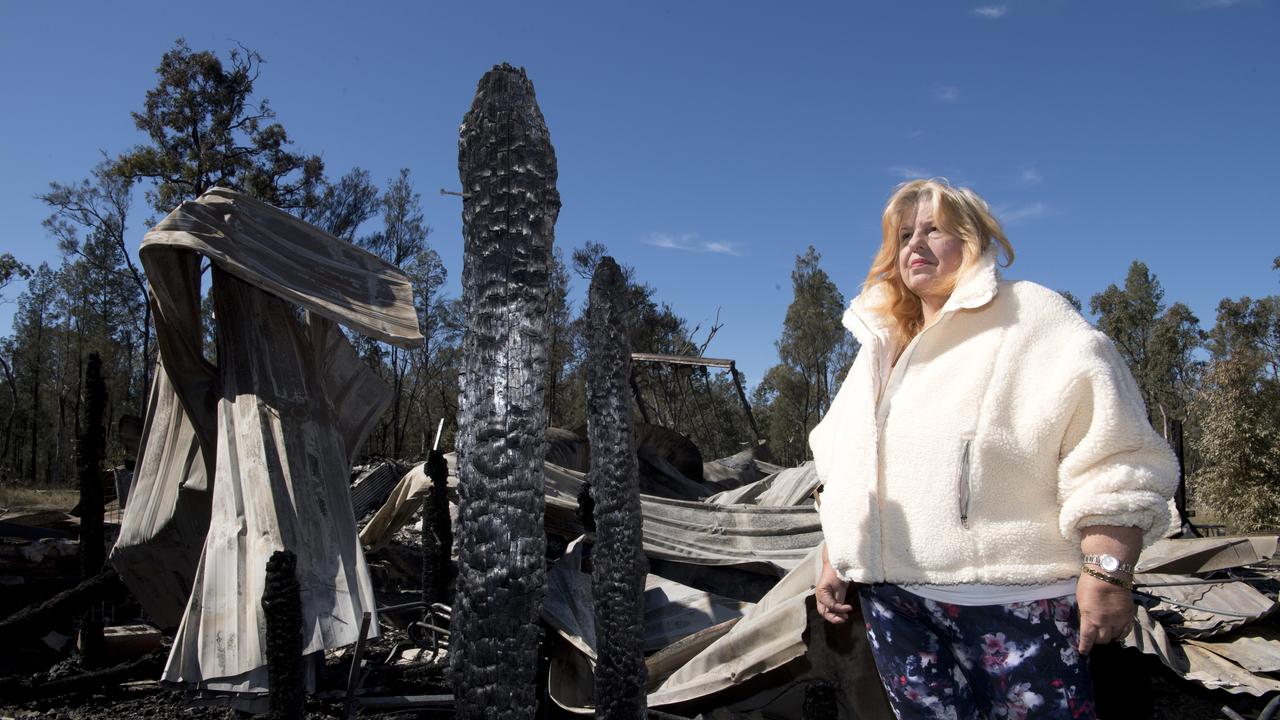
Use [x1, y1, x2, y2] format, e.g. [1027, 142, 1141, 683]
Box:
[810, 250, 1178, 585]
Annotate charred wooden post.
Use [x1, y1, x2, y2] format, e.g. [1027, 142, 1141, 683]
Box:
[422, 449, 452, 605]
[262, 550, 304, 720]
[0, 568, 126, 647]
[576, 481, 596, 535]
[586, 257, 648, 717]
[451, 63, 560, 718]
[78, 353, 107, 664]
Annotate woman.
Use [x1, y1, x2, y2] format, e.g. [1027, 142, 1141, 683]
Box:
[811, 179, 1176, 719]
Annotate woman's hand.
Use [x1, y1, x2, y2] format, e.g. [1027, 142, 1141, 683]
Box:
[1076, 525, 1141, 654]
[816, 546, 854, 624]
[1076, 571, 1135, 654]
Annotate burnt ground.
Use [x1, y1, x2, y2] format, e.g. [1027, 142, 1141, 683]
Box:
[0, 629, 452, 720]
[0, 638, 1274, 719]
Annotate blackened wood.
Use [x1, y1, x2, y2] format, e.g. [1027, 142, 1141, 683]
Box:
[451, 63, 559, 719]
[0, 568, 125, 646]
[0, 648, 165, 701]
[422, 449, 452, 605]
[262, 550, 304, 720]
[586, 257, 648, 718]
[77, 353, 107, 664]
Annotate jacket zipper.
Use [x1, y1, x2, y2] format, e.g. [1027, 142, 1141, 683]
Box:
[958, 438, 972, 528]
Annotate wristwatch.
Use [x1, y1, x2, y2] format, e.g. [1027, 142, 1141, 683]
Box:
[1083, 553, 1134, 575]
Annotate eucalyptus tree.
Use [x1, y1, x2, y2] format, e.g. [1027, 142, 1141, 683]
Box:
[114, 38, 324, 216]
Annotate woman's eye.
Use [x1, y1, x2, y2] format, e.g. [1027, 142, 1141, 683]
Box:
[900, 232, 912, 243]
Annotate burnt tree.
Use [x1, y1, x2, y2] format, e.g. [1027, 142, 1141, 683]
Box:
[78, 353, 107, 664]
[450, 64, 560, 719]
[262, 550, 304, 720]
[422, 448, 452, 605]
[586, 257, 648, 717]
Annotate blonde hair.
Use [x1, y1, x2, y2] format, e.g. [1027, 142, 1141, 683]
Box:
[864, 178, 1015, 346]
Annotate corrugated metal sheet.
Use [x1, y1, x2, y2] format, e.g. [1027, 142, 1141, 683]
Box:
[705, 462, 819, 507]
[110, 188, 422, 709]
[544, 462, 822, 576]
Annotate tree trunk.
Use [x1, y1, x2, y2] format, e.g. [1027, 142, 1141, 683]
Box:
[450, 63, 559, 720]
[28, 318, 43, 483]
[77, 353, 107, 665]
[0, 354, 16, 464]
[585, 257, 648, 717]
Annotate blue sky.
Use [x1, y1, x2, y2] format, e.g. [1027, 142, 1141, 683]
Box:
[1, 1, 1277, 388]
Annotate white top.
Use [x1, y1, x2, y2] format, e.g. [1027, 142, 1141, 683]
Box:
[881, 346, 1078, 606]
[902, 579, 1078, 606]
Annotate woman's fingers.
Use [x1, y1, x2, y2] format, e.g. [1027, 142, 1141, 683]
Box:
[814, 581, 853, 624]
[1076, 572, 1136, 653]
[815, 587, 852, 623]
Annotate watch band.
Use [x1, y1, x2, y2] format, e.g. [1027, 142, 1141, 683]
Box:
[1082, 553, 1135, 575]
[1081, 565, 1134, 590]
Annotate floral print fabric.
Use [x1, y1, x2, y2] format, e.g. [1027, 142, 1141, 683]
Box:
[857, 583, 1095, 720]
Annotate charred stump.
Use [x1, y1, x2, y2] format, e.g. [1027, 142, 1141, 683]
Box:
[586, 257, 648, 717]
[77, 353, 107, 664]
[262, 550, 304, 720]
[451, 63, 560, 719]
[422, 449, 452, 606]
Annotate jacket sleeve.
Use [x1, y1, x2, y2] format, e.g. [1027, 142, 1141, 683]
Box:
[1056, 331, 1179, 547]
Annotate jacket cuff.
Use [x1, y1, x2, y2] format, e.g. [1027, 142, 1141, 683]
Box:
[1059, 488, 1172, 547]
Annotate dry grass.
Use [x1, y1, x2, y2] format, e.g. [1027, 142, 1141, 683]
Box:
[0, 485, 79, 514]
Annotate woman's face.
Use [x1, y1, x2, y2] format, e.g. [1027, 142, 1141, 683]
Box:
[897, 201, 965, 308]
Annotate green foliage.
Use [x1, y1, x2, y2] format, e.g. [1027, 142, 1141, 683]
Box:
[0, 254, 32, 295]
[1193, 295, 1280, 531]
[1090, 261, 1203, 427]
[754, 246, 857, 466]
[114, 38, 324, 216]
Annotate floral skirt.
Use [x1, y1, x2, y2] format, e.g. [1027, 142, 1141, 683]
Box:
[857, 583, 1095, 720]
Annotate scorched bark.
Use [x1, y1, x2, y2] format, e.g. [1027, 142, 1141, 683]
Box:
[586, 257, 648, 717]
[450, 63, 560, 719]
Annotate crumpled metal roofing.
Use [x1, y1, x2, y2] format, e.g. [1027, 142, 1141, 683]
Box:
[111, 188, 422, 710]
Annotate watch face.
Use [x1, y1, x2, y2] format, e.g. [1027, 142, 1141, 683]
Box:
[1100, 555, 1120, 573]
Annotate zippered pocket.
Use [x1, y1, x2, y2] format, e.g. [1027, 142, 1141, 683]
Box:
[958, 438, 973, 528]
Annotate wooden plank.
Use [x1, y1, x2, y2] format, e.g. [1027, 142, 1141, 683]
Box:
[631, 352, 733, 369]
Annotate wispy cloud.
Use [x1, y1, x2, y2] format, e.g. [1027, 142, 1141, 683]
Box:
[644, 232, 739, 256]
[1188, 0, 1251, 8]
[997, 202, 1050, 225]
[1019, 166, 1043, 185]
[905, 129, 926, 140]
[888, 166, 936, 180]
[973, 4, 1008, 18]
[934, 85, 960, 103]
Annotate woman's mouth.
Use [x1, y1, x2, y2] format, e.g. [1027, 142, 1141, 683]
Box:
[910, 259, 932, 268]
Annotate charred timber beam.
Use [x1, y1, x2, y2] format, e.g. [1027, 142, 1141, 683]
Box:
[451, 63, 559, 719]
[263, 550, 304, 720]
[422, 449, 452, 606]
[0, 568, 126, 646]
[587, 257, 648, 718]
[0, 648, 165, 701]
[729, 362, 762, 445]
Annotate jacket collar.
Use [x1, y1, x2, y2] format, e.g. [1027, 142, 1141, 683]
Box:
[842, 248, 1002, 346]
